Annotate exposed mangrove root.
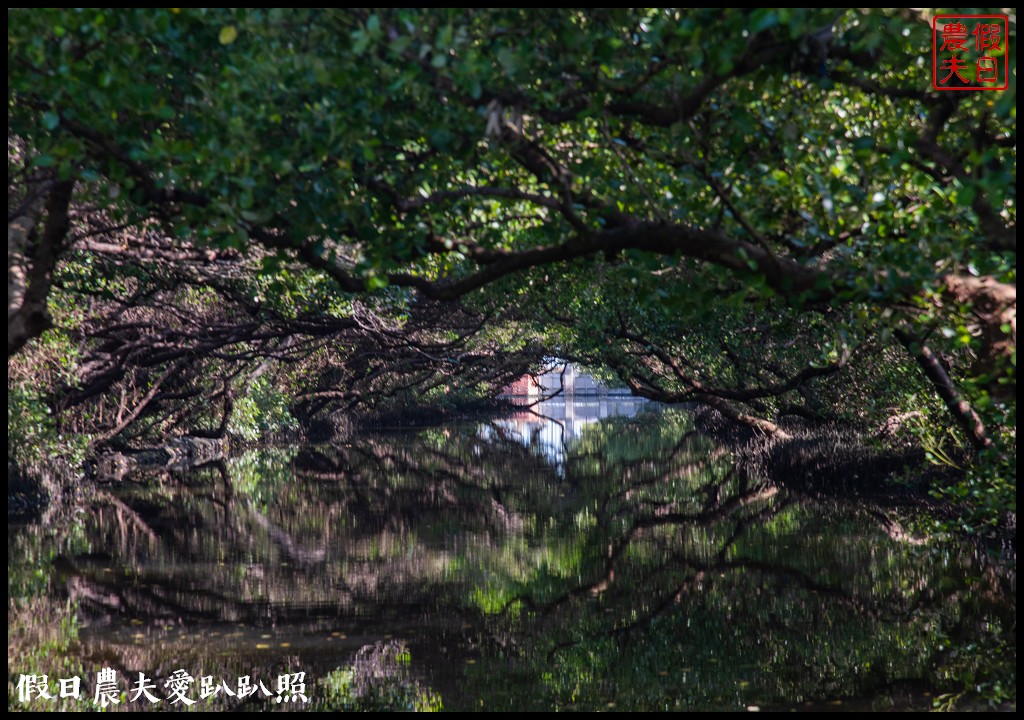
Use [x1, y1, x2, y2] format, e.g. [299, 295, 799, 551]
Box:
[89, 436, 229, 481]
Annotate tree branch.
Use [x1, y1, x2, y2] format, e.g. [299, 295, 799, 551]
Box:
[894, 327, 992, 452]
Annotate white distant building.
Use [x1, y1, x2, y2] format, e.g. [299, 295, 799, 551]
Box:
[503, 362, 631, 397]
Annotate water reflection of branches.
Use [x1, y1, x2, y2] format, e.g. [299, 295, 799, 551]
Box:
[292, 445, 532, 536]
[93, 489, 161, 547]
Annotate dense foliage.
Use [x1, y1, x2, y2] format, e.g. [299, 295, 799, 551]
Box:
[7, 9, 1015, 527]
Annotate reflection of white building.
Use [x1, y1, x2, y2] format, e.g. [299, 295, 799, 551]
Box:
[493, 365, 648, 469]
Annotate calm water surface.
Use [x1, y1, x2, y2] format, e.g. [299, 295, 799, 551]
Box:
[8, 401, 1016, 711]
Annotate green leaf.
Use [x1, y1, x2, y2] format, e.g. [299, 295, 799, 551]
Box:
[366, 275, 389, 291]
[496, 47, 517, 75]
[219, 25, 238, 45]
[957, 184, 977, 207]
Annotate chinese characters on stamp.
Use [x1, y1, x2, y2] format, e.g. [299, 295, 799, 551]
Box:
[933, 14, 1009, 91]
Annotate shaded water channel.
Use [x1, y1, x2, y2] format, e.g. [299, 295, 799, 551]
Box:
[8, 400, 1016, 711]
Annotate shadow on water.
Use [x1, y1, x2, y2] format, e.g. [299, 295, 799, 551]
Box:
[8, 401, 1016, 711]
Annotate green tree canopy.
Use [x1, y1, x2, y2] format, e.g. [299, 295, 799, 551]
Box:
[7, 8, 1016, 524]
